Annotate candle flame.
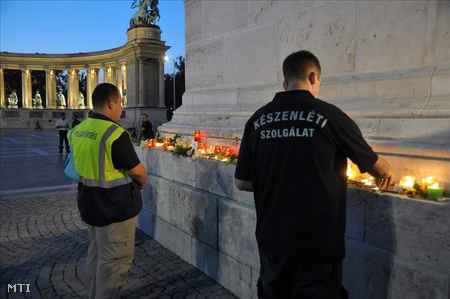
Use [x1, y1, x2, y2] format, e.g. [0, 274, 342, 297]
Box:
[423, 176, 435, 184]
[429, 183, 440, 189]
[399, 176, 415, 188]
[347, 162, 361, 179]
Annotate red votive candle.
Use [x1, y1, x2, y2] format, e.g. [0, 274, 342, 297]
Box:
[194, 130, 201, 142]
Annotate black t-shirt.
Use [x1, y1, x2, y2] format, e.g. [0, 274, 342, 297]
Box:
[141, 120, 155, 139]
[235, 90, 378, 261]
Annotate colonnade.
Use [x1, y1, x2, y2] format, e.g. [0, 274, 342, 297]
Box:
[1, 25, 170, 119]
[0, 65, 128, 109]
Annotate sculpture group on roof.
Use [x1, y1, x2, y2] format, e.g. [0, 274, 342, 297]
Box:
[130, 0, 160, 28]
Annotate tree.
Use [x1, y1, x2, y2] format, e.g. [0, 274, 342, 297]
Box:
[164, 55, 185, 114]
[78, 71, 87, 98]
[55, 70, 68, 98]
[31, 70, 46, 107]
[4, 69, 22, 107]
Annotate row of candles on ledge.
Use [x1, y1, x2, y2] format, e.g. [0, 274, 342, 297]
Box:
[347, 162, 445, 200]
[141, 130, 234, 159]
[142, 130, 446, 200]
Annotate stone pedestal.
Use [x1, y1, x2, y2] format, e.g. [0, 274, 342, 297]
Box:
[124, 25, 169, 110]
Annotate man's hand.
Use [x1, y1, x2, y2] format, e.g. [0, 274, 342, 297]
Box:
[375, 176, 391, 190]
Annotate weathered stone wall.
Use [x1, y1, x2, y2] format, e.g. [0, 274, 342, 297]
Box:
[136, 148, 450, 298]
[160, 0, 450, 186]
[143, 1, 450, 297]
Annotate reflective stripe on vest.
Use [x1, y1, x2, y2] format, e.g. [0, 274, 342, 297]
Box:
[69, 121, 133, 188]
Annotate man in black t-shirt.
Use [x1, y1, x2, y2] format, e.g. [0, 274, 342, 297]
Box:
[139, 113, 155, 140]
[235, 51, 393, 298]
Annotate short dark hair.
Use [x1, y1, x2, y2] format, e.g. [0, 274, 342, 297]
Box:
[92, 83, 119, 109]
[282, 51, 321, 85]
[142, 114, 148, 118]
[60, 112, 66, 117]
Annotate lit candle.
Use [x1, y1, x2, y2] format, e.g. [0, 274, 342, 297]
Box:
[214, 146, 221, 155]
[399, 176, 415, 189]
[167, 145, 174, 151]
[194, 130, 201, 142]
[147, 141, 153, 148]
[224, 147, 231, 157]
[152, 139, 157, 147]
[163, 139, 169, 150]
[422, 176, 435, 193]
[427, 183, 444, 200]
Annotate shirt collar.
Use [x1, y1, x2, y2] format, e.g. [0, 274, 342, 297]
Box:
[89, 112, 117, 124]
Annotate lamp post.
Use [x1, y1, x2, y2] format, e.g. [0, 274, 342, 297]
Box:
[165, 56, 176, 111]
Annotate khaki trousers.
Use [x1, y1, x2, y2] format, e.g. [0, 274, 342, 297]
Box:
[85, 217, 136, 299]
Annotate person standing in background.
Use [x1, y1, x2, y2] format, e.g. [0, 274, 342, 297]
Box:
[139, 113, 155, 140]
[55, 112, 70, 153]
[72, 114, 81, 128]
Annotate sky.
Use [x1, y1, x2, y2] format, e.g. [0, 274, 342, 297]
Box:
[0, 0, 185, 73]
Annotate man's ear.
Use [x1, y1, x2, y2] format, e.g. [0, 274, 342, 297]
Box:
[308, 72, 317, 85]
[107, 99, 114, 109]
[283, 81, 288, 91]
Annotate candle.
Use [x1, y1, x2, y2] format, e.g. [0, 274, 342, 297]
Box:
[224, 147, 231, 157]
[422, 176, 435, 193]
[399, 176, 415, 189]
[214, 146, 221, 155]
[152, 139, 157, 147]
[194, 130, 201, 142]
[147, 141, 153, 148]
[167, 145, 174, 151]
[427, 183, 444, 199]
[163, 139, 169, 150]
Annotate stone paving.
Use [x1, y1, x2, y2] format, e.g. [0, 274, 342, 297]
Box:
[0, 192, 238, 298]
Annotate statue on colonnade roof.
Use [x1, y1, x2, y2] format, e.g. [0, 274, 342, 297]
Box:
[130, 0, 160, 28]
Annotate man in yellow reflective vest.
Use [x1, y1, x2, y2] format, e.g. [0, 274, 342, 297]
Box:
[69, 83, 147, 298]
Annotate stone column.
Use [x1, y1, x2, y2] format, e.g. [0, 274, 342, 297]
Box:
[68, 69, 79, 109]
[118, 65, 124, 95]
[139, 57, 146, 107]
[123, 65, 127, 94]
[103, 66, 109, 83]
[86, 68, 98, 109]
[158, 58, 165, 108]
[110, 66, 117, 86]
[45, 69, 57, 108]
[0, 69, 4, 108]
[21, 69, 32, 109]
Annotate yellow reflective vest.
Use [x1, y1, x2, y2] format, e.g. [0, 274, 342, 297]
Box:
[69, 118, 132, 187]
[68, 117, 142, 226]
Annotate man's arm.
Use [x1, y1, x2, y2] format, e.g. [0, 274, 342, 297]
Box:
[127, 163, 147, 189]
[235, 178, 253, 192]
[366, 156, 393, 188]
[367, 156, 393, 179]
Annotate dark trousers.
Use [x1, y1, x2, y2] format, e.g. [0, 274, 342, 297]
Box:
[59, 130, 69, 152]
[257, 248, 348, 299]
